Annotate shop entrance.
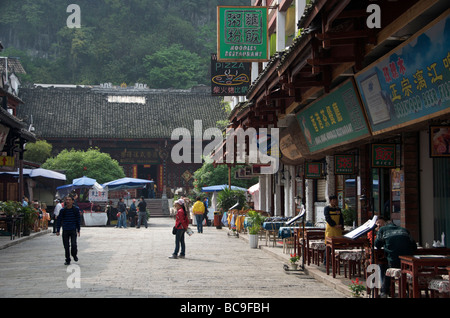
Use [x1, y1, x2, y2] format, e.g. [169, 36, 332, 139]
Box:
[137, 165, 157, 198]
[371, 168, 400, 222]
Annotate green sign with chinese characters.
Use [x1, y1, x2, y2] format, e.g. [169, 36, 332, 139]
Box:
[371, 144, 396, 168]
[217, 6, 269, 62]
[334, 155, 355, 175]
[296, 79, 370, 153]
[305, 162, 322, 179]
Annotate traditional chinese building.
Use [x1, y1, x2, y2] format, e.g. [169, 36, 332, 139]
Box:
[17, 84, 227, 199]
[222, 0, 450, 247]
[0, 48, 37, 201]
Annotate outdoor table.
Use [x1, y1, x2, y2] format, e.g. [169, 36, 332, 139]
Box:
[83, 212, 108, 226]
[400, 253, 450, 298]
[278, 226, 300, 239]
[326, 236, 369, 278]
[262, 222, 284, 231]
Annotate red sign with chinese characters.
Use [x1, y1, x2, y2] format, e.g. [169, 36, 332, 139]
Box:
[334, 155, 355, 174]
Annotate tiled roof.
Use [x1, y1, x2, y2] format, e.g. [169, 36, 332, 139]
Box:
[17, 85, 227, 140]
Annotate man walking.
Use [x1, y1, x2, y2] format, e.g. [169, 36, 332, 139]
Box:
[56, 195, 81, 265]
[137, 196, 148, 229]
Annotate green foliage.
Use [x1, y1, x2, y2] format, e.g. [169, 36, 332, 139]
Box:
[193, 160, 258, 193]
[23, 140, 52, 164]
[342, 208, 356, 227]
[216, 187, 247, 212]
[0, 0, 249, 87]
[247, 210, 266, 235]
[42, 148, 125, 184]
[143, 44, 205, 89]
[0, 201, 37, 231]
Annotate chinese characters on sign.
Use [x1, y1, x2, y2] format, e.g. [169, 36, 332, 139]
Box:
[371, 144, 396, 168]
[217, 6, 269, 62]
[296, 80, 370, 153]
[335, 155, 355, 175]
[355, 15, 450, 134]
[89, 189, 108, 202]
[211, 53, 251, 96]
[305, 162, 322, 179]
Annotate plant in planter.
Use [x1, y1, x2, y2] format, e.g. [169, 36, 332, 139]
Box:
[289, 253, 300, 270]
[247, 210, 266, 248]
[349, 277, 366, 297]
[18, 205, 38, 236]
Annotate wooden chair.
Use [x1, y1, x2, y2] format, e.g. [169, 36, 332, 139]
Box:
[265, 222, 278, 247]
[305, 230, 325, 266]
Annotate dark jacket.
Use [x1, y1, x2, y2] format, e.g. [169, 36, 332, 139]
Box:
[375, 223, 417, 267]
[56, 206, 81, 232]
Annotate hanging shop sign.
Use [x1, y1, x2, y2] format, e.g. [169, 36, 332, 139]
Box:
[371, 144, 396, 168]
[429, 125, 450, 158]
[305, 162, 323, 179]
[355, 12, 450, 135]
[296, 79, 370, 153]
[211, 53, 251, 96]
[217, 6, 269, 62]
[334, 155, 355, 175]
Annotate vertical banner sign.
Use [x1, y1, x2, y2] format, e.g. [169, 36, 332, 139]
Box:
[334, 155, 355, 174]
[211, 53, 251, 96]
[355, 13, 450, 134]
[371, 144, 396, 168]
[217, 6, 269, 62]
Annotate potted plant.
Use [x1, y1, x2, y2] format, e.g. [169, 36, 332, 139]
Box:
[247, 210, 265, 248]
[289, 253, 300, 270]
[18, 205, 38, 236]
[349, 277, 366, 297]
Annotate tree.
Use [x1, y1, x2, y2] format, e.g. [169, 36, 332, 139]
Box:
[23, 140, 52, 164]
[143, 44, 206, 89]
[42, 148, 125, 184]
[193, 160, 258, 194]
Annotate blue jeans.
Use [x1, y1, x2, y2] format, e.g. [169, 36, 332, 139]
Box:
[195, 214, 203, 233]
[117, 212, 127, 228]
[173, 229, 186, 256]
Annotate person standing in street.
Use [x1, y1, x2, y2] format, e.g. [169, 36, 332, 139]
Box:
[56, 195, 81, 265]
[116, 198, 127, 228]
[128, 198, 137, 227]
[169, 199, 189, 259]
[52, 199, 62, 235]
[137, 196, 148, 229]
[192, 196, 205, 233]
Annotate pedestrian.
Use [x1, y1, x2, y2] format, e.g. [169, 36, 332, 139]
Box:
[116, 198, 127, 228]
[56, 195, 81, 265]
[129, 198, 137, 227]
[375, 221, 417, 298]
[41, 203, 50, 229]
[203, 197, 209, 227]
[52, 199, 63, 234]
[192, 196, 205, 233]
[169, 199, 189, 259]
[137, 196, 148, 229]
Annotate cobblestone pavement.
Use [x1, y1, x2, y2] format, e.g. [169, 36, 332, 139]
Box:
[0, 217, 345, 298]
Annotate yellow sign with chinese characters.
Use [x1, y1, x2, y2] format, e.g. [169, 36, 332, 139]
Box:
[0, 156, 15, 167]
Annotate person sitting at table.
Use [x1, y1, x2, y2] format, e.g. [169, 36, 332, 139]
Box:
[374, 221, 417, 297]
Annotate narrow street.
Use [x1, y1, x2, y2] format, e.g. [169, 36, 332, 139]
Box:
[0, 218, 345, 299]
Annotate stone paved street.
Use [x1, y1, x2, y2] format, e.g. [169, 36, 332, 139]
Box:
[0, 217, 345, 298]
